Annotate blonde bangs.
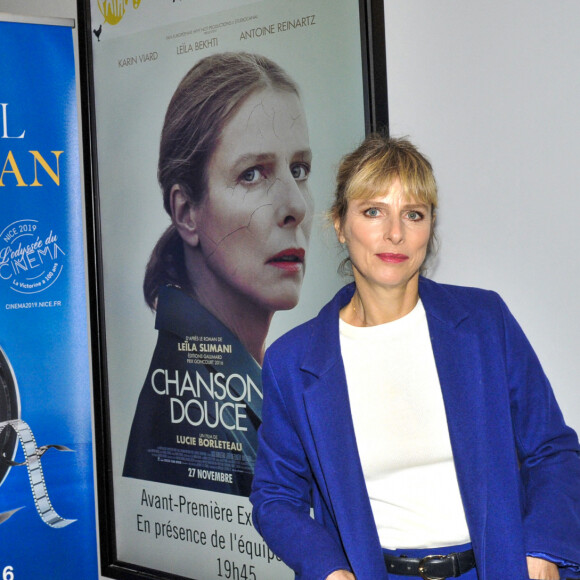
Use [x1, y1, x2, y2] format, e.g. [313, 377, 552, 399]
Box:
[344, 149, 438, 209]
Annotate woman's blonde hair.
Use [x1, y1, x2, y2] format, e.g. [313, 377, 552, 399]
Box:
[331, 133, 438, 225]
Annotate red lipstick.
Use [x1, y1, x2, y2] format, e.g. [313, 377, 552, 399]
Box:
[377, 253, 408, 263]
[267, 248, 305, 272]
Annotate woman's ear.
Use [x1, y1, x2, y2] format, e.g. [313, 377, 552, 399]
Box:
[334, 217, 346, 244]
[170, 184, 200, 247]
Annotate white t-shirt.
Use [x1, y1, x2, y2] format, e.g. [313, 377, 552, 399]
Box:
[339, 299, 471, 549]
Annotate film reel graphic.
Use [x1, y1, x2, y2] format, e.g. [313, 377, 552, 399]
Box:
[0, 346, 75, 527]
[0, 346, 19, 487]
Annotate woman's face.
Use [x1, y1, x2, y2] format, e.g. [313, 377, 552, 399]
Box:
[191, 87, 313, 313]
[336, 181, 433, 294]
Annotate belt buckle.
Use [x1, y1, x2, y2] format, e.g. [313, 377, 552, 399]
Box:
[417, 554, 447, 580]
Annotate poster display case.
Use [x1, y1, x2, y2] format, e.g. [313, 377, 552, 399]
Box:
[77, 1, 387, 578]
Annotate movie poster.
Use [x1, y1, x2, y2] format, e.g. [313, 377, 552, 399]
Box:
[0, 19, 98, 579]
[89, 1, 368, 577]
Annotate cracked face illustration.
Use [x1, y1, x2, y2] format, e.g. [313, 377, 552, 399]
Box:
[191, 87, 313, 313]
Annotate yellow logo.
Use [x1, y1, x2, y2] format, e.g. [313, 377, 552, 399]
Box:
[97, 0, 142, 27]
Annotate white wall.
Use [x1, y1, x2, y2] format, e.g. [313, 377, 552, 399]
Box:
[385, 0, 580, 432]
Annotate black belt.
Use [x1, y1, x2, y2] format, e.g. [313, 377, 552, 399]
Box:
[383, 548, 476, 579]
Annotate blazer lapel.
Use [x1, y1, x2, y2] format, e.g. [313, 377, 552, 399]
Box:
[419, 278, 489, 551]
[300, 285, 387, 578]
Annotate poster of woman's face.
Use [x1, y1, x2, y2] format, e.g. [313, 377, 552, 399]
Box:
[122, 54, 314, 501]
[190, 87, 313, 317]
[88, 1, 382, 577]
[150, 56, 316, 363]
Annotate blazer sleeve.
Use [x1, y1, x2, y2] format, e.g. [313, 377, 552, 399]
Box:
[500, 297, 580, 573]
[250, 354, 352, 580]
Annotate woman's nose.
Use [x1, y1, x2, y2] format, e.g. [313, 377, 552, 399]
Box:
[384, 217, 404, 243]
[274, 174, 310, 227]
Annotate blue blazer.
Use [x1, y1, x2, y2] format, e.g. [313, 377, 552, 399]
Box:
[251, 277, 580, 580]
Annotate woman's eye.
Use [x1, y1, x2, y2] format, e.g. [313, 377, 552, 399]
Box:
[239, 167, 263, 184]
[364, 208, 380, 218]
[406, 210, 424, 221]
[291, 163, 310, 181]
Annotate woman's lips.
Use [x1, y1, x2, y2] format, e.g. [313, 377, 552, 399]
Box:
[267, 248, 306, 272]
[377, 253, 409, 263]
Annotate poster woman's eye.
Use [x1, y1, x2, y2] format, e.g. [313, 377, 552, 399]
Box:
[291, 163, 310, 181]
[240, 167, 264, 184]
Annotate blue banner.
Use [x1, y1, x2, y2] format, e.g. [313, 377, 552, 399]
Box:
[0, 20, 98, 579]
